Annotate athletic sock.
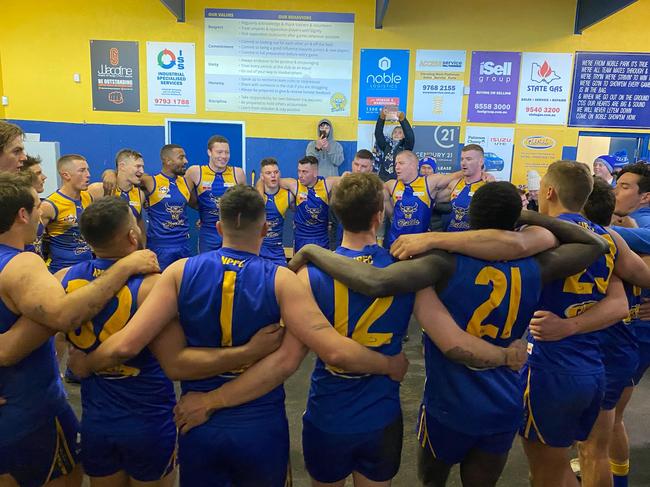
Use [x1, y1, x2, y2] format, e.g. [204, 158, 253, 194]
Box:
[610, 459, 629, 487]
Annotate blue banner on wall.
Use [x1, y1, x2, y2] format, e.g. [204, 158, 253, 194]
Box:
[568, 52, 650, 129]
[358, 49, 410, 121]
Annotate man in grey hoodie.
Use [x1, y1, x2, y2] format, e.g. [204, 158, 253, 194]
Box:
[306, 119, 344, 178]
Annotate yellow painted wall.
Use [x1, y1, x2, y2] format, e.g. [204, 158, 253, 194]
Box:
[1, 0, 649, 146]
[0, 52, 4, 119]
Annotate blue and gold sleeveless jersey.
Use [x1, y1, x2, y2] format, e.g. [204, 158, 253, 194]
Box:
[305, 245, 414, 434]
[528, 213, 618, 375]
[61, 259, 175, 434]
[446, 179, 486, 232]
[44, 190, 93, 273]
[24, 221, 45, 257]
[178, 248, 285, 425]
[385, 176, 433, 249]
[597, 283, 640, 373]
[0, 244, 68, 446]
[425, 255, 542, 435]
[294, 177, 330, 251]
[113, 185, 143, 220]
[146, 172, 190, 246]
[196, 165, 238, 251]
[260, 189, 292, 264]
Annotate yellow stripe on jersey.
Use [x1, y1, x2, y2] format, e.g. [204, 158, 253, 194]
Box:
[45, 191, 92, 237]
[391, 176, 432, 207]
[449, 178, 486, 200]
[114, 186, 142, 217]
[297, 178, 329, 205]
[148, 174, 190, 207]
[198, 165, 236, 195]
[220, 270, 236, 347]
[275, 188, 291, 217]
[333, 280, 349, 336]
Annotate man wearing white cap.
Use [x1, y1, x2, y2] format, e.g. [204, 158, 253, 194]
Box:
[527, 170, 541, 212]
[593, 155, 617, 187]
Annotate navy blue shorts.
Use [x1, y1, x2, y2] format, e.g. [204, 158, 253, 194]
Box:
[294, 236, 329, 253]
[602, 348, 638, 410]
[198, 232, 222, 254]
[519, 365, 604, 447]
[81, 421, 177, 481]
[302, 413, 402, 483]
[149, 242, 191, 270]
[633, 339, 650, 385]
[0, 405, 79, 487]
[178, 416, 290, 487]
[417, 404, 516, 465]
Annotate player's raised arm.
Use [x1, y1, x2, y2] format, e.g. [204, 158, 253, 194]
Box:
[415, 287, 525, 370]
[234, 166, 247, 185]
[290, 244, 454, 297]
[3, 249, 159, 332]
[86, 182, 105, 200]
[279, 177, 298, 194]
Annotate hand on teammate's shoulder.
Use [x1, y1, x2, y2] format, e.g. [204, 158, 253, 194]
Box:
[117, 249, 160, 275]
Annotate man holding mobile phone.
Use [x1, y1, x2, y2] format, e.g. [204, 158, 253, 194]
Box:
[306, 119, 344, 178]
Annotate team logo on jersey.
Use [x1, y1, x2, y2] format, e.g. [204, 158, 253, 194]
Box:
[99, 364, 141, 378]
[453, 206, 467, 221]
[208, 193, 220, 217]
[564, 300, 597, 318]
[265, 217, 282, 239]
[73, 234, 91, 255]
[62, 214, 78, 225]
[624, 303, 640, 324]
[162, 203, 185, 229]
[397, 202, 421, 228]
[399, 201, 418, 219]
[305, 205, 324, 224]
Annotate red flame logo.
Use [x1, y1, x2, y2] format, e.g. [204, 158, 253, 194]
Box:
[109, 48, 119, 66]
[538, 60, 552, 78]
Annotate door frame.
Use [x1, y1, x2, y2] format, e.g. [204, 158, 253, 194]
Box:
[577, 130, 650, 161]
